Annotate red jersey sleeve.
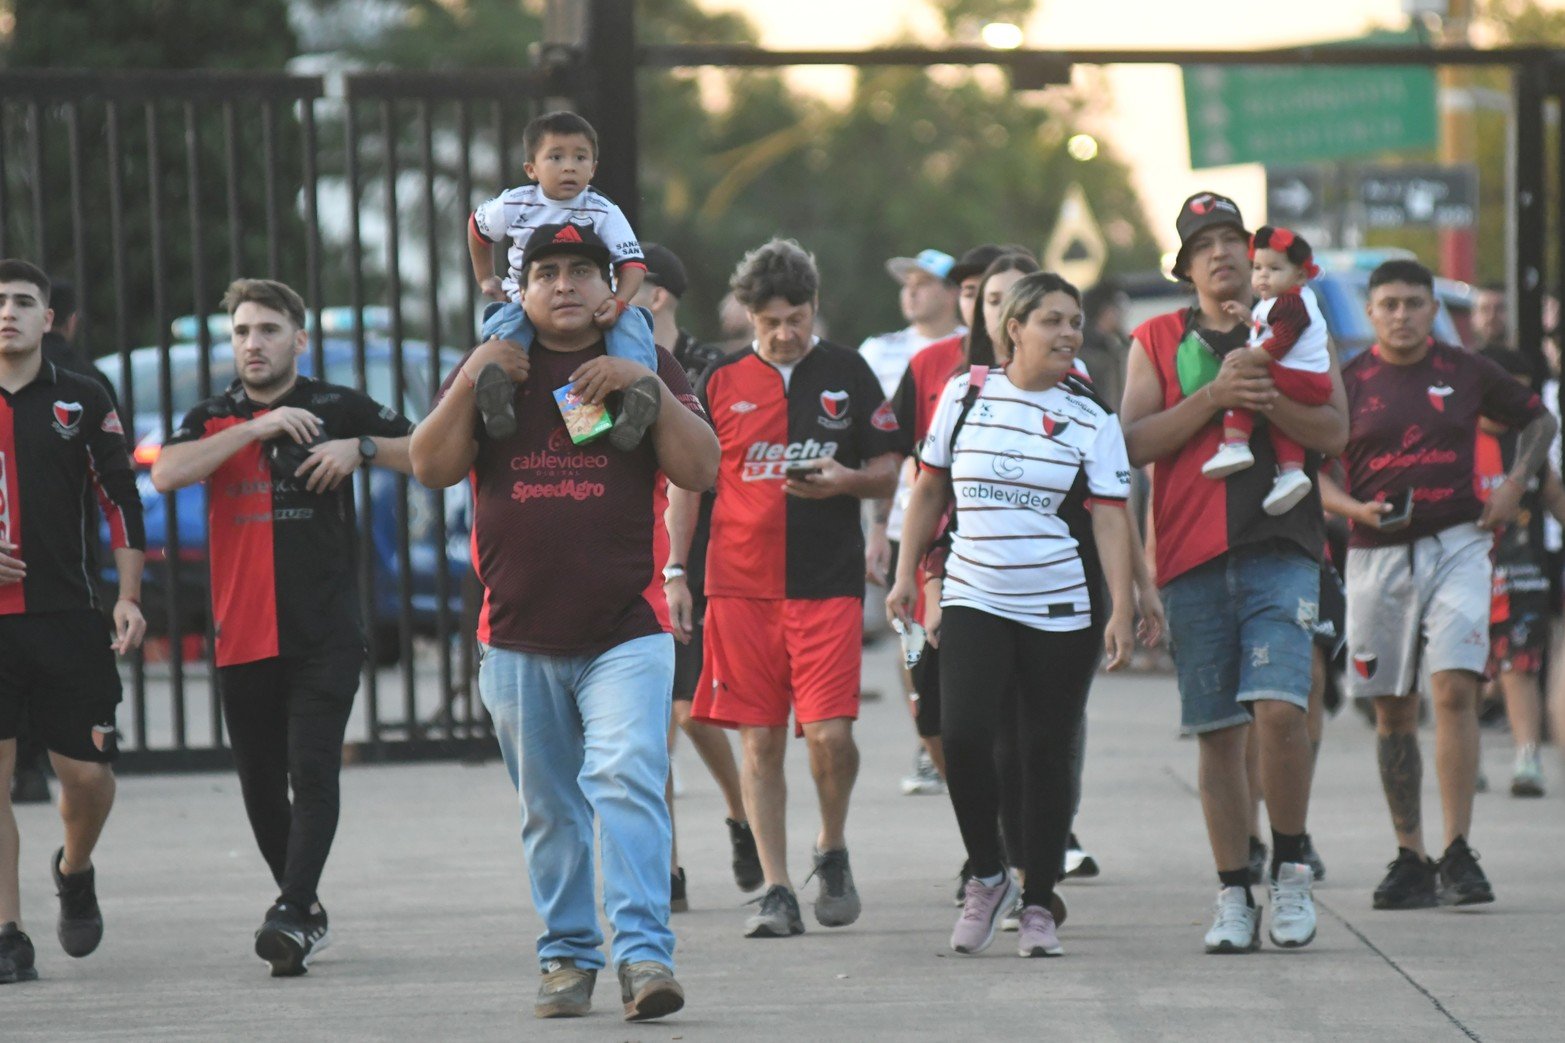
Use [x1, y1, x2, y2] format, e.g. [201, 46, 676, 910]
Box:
[1255, 292, 1308, 361]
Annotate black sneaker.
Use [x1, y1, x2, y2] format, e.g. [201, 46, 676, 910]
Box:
[1437, 838, 1495, 906]
[474, 362, 517, 439]
[727, 818, 763, 893]
[743, 884, 805, 938]
[608, 375, 661, 451]
[51, 848, 102, 958]
[1372, 848, 1438, 910]
[254, 901, 330, 977]
[670, 867, 689, 913]
[10, 766, 50, 804]
[1301, 833, 1327, 882]
[806, 847, 861, 928]
[1062, 833, 1100, 879]
[0, 924, 38, 984]
[1247, 836, 1268, 886]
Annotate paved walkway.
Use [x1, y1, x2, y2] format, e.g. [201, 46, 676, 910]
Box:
[7, 640, 1562, 1041]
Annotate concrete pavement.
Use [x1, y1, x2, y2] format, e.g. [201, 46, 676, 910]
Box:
[6, 638, 1563, 1041]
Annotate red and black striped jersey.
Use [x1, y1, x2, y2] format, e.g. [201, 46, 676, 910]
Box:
[0, 362, 143, 617]
[167, 377, 413, 667]
[701, 342, 902, 600]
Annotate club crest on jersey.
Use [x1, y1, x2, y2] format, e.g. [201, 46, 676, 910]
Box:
[101, 409, 124, 435]
[1352, 652, 1377, 679]
[819, 389, 852, 430]
[52, 400, 83, 438]
[870, 401, 899, 432]
[1042, 412, 1071, 438]
[1427, 383, 1453, 412]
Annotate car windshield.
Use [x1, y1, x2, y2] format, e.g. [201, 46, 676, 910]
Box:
[97, 340, 463, 430]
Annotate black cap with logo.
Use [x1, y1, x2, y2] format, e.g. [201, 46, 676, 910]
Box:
[519, 221, 613, 273]
[1172, 192, 1248, 281]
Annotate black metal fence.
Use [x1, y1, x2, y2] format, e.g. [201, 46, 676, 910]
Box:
[0, 69, 553, 770]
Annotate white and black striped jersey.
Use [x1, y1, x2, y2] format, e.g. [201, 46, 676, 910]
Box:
[920, 367, 1129, 632]
[471, 184, 642, 302]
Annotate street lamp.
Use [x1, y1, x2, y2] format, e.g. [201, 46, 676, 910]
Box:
[1067, 133, 1099, 161]
[981, 21, 1024, 49]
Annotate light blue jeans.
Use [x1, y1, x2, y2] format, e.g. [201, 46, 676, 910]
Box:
[482, 301, 657, 370]
[478, 633, 676, 971]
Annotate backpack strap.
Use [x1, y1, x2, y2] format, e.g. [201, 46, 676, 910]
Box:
[947, 365, 990, 461]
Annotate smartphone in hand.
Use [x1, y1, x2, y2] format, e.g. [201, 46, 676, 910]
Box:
[1378, 488, 1414, 531]
[784, 464, 817, 481]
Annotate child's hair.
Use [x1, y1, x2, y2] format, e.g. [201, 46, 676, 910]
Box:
[222, 278, 306, 330]
[524, 111, 599, 162]
[1250, 226, 1319, 279]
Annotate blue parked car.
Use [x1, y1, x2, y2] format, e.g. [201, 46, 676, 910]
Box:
[96, 311, 472, 659]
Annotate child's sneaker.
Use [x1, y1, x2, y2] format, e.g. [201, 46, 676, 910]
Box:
[1202, 442, 1254, 478]
[474, 363, 517, 439]
[1263, 469, 1313, 515]
[608, 375, 661, 451]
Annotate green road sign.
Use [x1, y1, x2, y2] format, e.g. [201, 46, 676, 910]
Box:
[1183, 34, 1437, 169]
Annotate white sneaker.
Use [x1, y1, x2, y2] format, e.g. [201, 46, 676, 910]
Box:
[1202, 442, 1254, 478]
[1268, 862, 1317, 948]
[1203, 886, 1260, 954]
[1511, 744, 1545, 797]
[900, 748, 947, 796]
[1262, 469, 1313, 515]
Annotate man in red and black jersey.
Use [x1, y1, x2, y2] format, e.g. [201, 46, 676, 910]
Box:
[0, 259, 145, 984]
[1325, 260, 1554, 911]
[691, 239, 901, 939]
[1122, 195, 1349, 953]
[152, 279, 415, 978]
[412, 224, 716, 1022]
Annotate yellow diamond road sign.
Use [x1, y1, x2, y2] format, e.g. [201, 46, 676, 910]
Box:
[1044, 183, 1106, 290]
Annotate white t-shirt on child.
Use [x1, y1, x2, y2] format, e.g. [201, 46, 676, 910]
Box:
[472, 184, 643, 303]
[1250, 285, 1330, 374]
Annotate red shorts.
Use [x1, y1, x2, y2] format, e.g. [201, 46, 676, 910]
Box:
[693, 596, 862, 733]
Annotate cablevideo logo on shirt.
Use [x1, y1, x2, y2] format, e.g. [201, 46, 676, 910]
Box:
[741, 439, 839, 481]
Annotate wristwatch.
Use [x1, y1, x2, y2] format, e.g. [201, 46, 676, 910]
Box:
[358, 436, 378, 462]
[661, 562, 687, 583]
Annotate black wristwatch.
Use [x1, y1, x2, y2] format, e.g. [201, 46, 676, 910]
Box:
[358, 436, 378, 462]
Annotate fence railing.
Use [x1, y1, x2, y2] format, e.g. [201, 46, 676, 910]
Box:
[0, 70, 555, 770]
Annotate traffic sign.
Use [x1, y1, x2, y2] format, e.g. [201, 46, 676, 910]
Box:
[1266, 168, 1325, 226]
[1357, 164, 1477, 230]
[1183, 32, 1437, 169]
[1043, 183, 1107, 290]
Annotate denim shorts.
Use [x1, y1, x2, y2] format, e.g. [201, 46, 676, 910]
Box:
[1162, 544, 1320, 734]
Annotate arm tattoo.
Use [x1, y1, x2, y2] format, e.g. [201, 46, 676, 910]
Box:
[1377, 732, 1422, 840]
[1509, 411, 1559, 484]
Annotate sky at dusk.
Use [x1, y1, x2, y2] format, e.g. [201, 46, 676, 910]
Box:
[694, 0, 1462, 252]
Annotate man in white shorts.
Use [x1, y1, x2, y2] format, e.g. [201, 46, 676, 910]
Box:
[1330, 259, 1555, 911]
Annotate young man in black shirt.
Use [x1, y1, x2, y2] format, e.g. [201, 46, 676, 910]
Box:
[152, 279, 415, 977]
[0, 259, 146, 985]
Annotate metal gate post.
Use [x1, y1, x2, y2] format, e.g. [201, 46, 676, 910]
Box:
[1513, 60, 1546, 368]
[580, 0, 640, 228]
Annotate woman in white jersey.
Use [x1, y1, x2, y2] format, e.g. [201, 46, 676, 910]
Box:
[889, 272, 1136, 958]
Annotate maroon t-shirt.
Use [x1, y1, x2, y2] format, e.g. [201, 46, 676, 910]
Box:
[1341, 341, 1542, 548]
[438, 340, 706, 656]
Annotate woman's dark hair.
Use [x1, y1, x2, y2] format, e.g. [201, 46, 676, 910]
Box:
[965, 252, 1039, 367]
[729, 238, 819, 310]
[995, 272, 1083, 361]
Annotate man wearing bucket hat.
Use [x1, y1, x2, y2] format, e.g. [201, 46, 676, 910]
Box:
[1120, 192, 1348, 954]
